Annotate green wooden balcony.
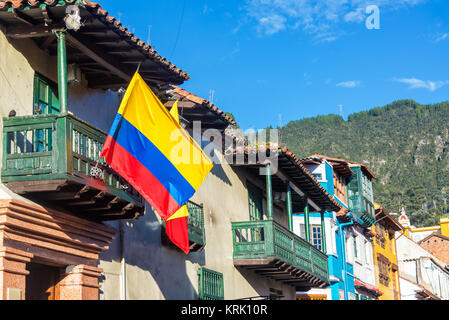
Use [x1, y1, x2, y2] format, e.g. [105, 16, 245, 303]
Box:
[347, 166, 376, 227]
[186, 201, 206, 252]
[232, 220, 329, 290]
[161, 201, 206, 252]
[1, 113, 144, 221]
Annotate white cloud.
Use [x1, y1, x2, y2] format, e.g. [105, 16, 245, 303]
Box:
[336, 80, 361, 88]
[433, 32, 449, 43]
[257, 14, 287, 36]
[393, 78, 449, 92]
[240, 0, 426, 40]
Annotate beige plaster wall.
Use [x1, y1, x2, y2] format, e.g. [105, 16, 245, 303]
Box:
[0, 29, 296, 300]
[0, 29, 120, 194]
[99, 145, 296, 300]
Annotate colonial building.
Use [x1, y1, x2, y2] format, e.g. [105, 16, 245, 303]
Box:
[0, 0, 344, 300]
[419, 232, 449, 265]
[100, 124, 343, 299]
[372, 204, 402, 300]
[399, 210, 449, 243]
[399, 209, 449, 265]
[396, 233, 449, 300]
[295, 155, 379, 300]
[396, 210, 449, 300]
[0, 0, 190, 300]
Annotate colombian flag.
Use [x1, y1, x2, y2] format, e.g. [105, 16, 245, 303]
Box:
[165, 101, 190, 254]
[100, 72, 213, 223]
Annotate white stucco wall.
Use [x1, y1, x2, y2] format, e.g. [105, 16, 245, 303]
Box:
[351, 227, 376, 287]
[396, 233, 449, 300]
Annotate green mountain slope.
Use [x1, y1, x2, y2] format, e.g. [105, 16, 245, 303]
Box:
[279, 100, 449, 227]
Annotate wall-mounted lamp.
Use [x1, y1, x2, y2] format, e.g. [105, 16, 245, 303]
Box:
[64, 5, 83, 31]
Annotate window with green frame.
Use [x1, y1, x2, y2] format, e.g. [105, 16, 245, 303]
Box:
[197, 268, 224, 300]
[356, 294, 372, 300]
[34, 73, 60, 115]
[33, 74, 60, 153]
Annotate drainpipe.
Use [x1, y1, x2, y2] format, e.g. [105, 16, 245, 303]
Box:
[339, 214, 354, 300]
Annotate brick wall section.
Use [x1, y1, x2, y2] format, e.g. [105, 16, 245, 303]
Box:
[419, 234, 449, 265]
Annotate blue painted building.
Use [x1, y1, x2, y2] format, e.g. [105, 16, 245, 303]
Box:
[294, 155, 358, 300]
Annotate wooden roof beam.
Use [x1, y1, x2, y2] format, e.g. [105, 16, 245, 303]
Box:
[41, 6, 55, 25]
[66, 32, 132, 82]
[6, 25, 56, 39]
[12, 9, 37, 26]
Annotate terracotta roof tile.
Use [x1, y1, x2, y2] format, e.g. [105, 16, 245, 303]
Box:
[169, 85, 237, 127]
[0, 0, 190, 82]
[308, 154, 376, 179]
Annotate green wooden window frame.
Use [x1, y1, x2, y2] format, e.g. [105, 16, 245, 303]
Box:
[197, 267, 224, 300]
[248, 181, 264, 222]
[34, 73, 60, 115]
[33, 73, 60, 153]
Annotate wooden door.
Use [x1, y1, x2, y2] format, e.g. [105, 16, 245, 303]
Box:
[26, 262, 62, 300]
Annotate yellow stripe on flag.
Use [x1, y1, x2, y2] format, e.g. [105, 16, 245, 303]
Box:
[166, 102, 190, 221]
[118, 73, 213, 190]
[167, 205, 189, 221]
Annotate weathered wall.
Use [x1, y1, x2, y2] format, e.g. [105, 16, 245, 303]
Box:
[0, 28, 120, 192]
[99, 144, 296, 300]
[420, 235, 449, 265]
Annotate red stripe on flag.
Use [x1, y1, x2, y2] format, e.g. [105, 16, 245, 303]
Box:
[102, 136, 180, 220]
[166, 217, 190, 255]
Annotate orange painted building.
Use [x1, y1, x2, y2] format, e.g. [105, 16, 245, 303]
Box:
[372, 204, 403, 300]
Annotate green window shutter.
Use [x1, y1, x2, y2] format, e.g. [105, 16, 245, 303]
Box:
[197, 268, 224, 300]
[347, 167, 362, 213]
[33, 74, 60, 153]
[248, 181, 263, 221]
[34, 73, 60, 115]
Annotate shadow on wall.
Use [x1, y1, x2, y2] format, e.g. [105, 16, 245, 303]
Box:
[100, 203, 206, 300]
[210, 161, 232, 186]
[234, 267, 295, 300]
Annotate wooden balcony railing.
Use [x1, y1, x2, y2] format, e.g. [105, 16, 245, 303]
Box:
[161, 201, 206, 252]
[186, 201, 206, 251]
[232, 219, 329, 289]
[2, 113, 144, 221]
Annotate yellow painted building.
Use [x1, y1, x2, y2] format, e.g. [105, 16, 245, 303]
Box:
[372, 204, 403, 300]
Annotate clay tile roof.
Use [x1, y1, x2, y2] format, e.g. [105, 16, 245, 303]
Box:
[278, 147, 342, 212]
[308, 154, 376, 180]
[169, 85, 237, 127]
[0, 0, 190, 82]
[418, 232, 449, 245]
[375, 206, 403, 231]
[354, 279, 383, 297]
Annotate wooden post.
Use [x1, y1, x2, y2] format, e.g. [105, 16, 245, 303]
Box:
[266, 163, 273, 220]
[320, 212, 327, 254]
[304, 200, 311, 243]
[57, 30, 68, 113]
[287, 184, 293, 231]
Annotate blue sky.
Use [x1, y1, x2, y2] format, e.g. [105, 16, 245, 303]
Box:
[104, 0, 449, 130]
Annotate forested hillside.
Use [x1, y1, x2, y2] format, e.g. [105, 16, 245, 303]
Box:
[279, 100, 449, 227]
